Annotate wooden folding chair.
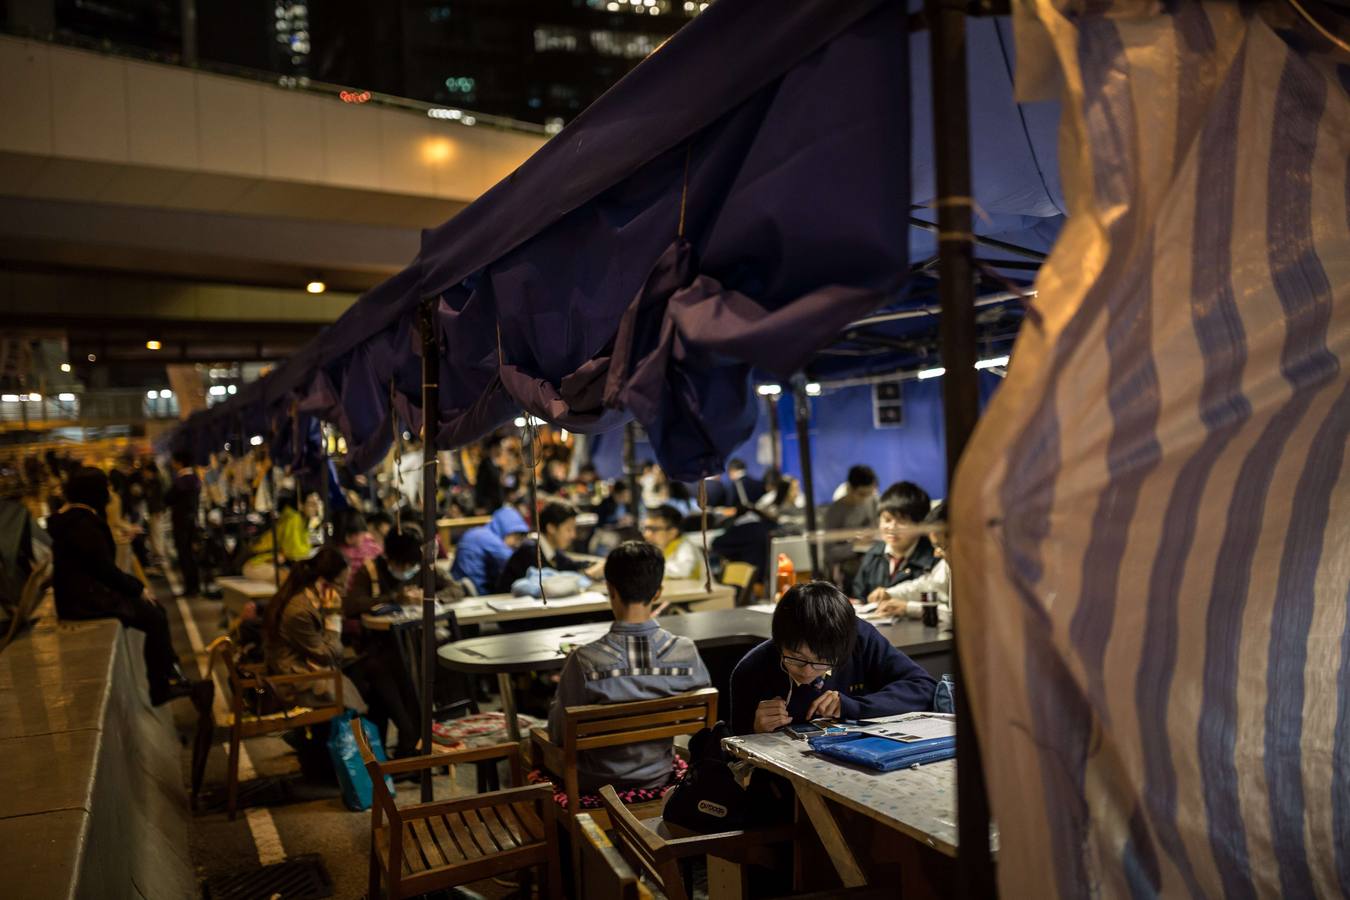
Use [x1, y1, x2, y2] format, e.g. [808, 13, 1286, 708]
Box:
[719, 562, 758, 606]
[529, 688, 718, 887]
[600, 785, 888, 900]
[352, 720, 562, 900]
[193, 635, 344, 818]
[576, 811, 660, 900]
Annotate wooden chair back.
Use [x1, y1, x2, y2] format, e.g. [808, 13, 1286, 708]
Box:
[719, 562, 757, 605]
[599, 785, 690, 900]
[576, 811, 659, 900]
[556, 688, 718, 814]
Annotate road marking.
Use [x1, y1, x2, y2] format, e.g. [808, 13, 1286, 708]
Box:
[173, 589, 287, 866]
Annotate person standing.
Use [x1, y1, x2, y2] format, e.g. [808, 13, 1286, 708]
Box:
[166, 451, 202, 598]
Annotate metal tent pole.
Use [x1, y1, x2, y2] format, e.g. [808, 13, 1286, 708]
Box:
[928, 0, 995, 894]
[319, 425, 332, 544]
[790, 375, 819, 575]
[418, 297, 440, 802]
[269, 460, 280, 589]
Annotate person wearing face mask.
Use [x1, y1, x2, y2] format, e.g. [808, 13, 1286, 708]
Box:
[729, 581, 935, 735]
[344, 529, 465, 756]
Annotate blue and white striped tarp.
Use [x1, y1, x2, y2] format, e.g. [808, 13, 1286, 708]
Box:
[954, 1, 1350, 896]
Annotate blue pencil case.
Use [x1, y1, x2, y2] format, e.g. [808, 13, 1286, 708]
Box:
[807, 732, 956, 772]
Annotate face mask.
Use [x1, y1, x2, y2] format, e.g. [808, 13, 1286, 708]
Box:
[394, 564, 421, 583]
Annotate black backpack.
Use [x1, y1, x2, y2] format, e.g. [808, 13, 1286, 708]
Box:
[662, 722, 792, 833]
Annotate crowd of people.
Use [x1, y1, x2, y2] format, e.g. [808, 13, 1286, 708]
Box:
[0, 431, 950, 817]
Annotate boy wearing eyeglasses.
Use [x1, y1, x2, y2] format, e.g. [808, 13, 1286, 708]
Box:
[729, 581, 936, 734]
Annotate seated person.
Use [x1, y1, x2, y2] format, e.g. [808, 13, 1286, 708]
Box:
[344, 530, 463, 757]
[878, 502, 951, 628]
[48, 467, 196, 706]
[547, 540, 710, 793]
[595, 481, 635, 528]
[262, 546, 352, 708]
[823, 465, 880, 574]
[337, 510, 383, 591]
[242, 491, 313, 583]
[449, 506, 529, 594]
[346, 528, 463, 618]
[851, 482, 938, 603]
[368, 511, 394, 546]
[641, 504, 703, 582]
[730, 581, 936, 735]
[495, 501, 603, 593]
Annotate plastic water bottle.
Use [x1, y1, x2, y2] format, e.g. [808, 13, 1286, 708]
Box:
[775, 553, 795, 600]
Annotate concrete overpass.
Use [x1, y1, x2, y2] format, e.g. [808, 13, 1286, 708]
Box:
[0, 33, 547, 386]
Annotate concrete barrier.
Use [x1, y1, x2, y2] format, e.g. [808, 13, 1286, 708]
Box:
[0, 616, 196, 899]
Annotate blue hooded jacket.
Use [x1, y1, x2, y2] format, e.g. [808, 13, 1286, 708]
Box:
[451, 506, 530, 594]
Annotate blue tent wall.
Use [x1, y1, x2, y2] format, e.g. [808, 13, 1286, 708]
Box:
[588, 373, 1001, 499]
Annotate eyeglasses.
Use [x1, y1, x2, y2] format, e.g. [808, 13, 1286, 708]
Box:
[781, 653, 833, 673]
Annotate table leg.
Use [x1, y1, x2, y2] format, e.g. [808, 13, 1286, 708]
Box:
[797, 785, 867, 888]
[706, 855, 745, 900]
[498, 672, 521, 742]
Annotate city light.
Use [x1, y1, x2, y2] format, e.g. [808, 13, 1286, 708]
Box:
[917, 367, 946, 380]
[227, 384, 238, 395]
[159, 389, 173, 399]
[60, 363, 71, 373]
[428, 108, 463, 120]
[422, 138, 454, 164]
[975, 355, 1011, 370]
[306, 281, 326, 294]
[209, 385, 228, 396]
[87, 354, 96, 362]
[1, 395, 17, 403]
[23, 394, 40, 402]
[806, 382, 822, 396]
[146, 340, 162, 351]
[755, 384, 782, 396]
[339, 89, 371, 103]
[250, 435, 264, 446]
[58, 392, 76, 402]
[146, 390, 158, 399]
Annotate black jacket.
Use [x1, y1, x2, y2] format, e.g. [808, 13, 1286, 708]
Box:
[850, 536, 938, 599]
[495, 539, 587, 594]
[47, 505, 144, 620]
[165, 469, 200, 528]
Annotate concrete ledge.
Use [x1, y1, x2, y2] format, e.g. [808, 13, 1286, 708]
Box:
[0, 617, 195, 899]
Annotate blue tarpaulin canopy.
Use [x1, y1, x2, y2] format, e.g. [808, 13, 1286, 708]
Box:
[171, 0, 1061, 481]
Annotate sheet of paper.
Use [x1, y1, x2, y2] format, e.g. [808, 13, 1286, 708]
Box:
[856, 712, 955, 742]
[746, 602, 777, 614]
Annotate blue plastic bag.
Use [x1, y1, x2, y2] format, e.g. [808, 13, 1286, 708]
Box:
[807, 732, 956, 772]
[327, 710, 396, 811]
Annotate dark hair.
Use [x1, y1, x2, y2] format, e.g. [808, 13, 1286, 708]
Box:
[880, 481, 930, 524]
[728, 458, 747, 473]
[604, 541, 665, 605]
[847, 465, 878, 489]
[340, 510, 368, 539]
[276, 491, 299, 513]
[771, 475, 798, 509]
[383, 529, 423, 566]
[668, 481, 692, 502]
[539, 501, 577, 533]
[368, 511, 394, 531]
[646, 504, 683, 530]
[924, 501, 947, 525]
[772, 581, 857, 664]
[578, 464, 598, 477]
[611, 480, 631, 497]
[263, 546, 348, 644]
[65, 466, 111, 512]
[172, 450, 193, 468]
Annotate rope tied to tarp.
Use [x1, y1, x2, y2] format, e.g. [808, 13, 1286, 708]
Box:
[677, 144, 691, 238]
[527, 415, 545, 605]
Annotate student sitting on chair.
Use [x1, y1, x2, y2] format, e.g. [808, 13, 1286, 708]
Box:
[729, 581, 935, 735]
[449, 506, 529, 595]
[850, 482, 938, 604]
[547, 540, 710, 793]
[495, 501, 604, 593]
[242, 491, 314, 584]
[641, 504, 703, 581]
[877, 502, 951, 628]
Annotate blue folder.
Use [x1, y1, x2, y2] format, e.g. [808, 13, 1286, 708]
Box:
[807, 732, 956, 772]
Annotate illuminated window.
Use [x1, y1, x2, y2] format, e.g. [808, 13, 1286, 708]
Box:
[590, 29, 661, 59]
[534, 27, 581, 53]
